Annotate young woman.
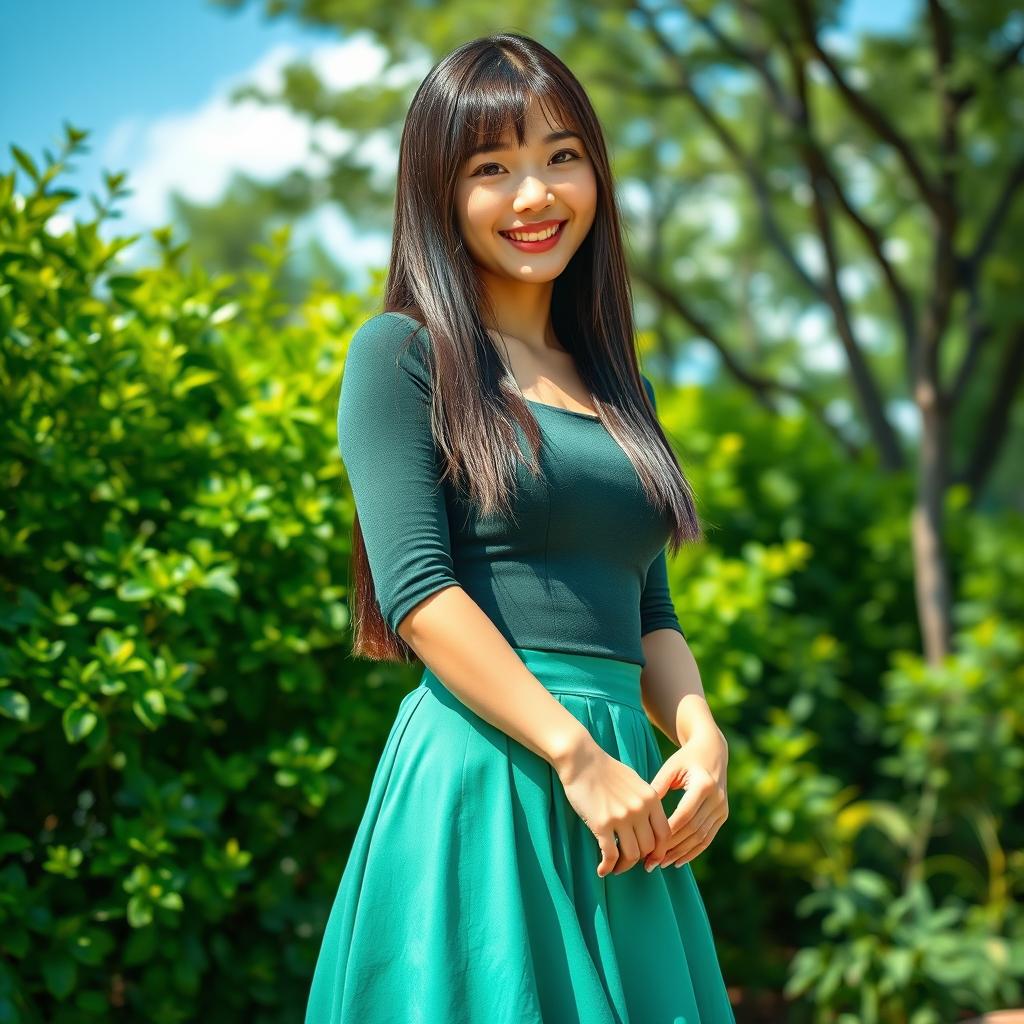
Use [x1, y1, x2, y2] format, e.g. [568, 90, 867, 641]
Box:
[305, 31, 736, 1024]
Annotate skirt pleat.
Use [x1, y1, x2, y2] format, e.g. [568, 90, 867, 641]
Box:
[305, 648, 736, 1024]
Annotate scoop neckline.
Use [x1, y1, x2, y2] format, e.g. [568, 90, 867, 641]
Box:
[382, 313, 602, 421]
[524, 398, 601, 421]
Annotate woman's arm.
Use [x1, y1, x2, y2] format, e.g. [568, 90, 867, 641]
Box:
[639, 548, 722, 745]
[639, 628, 725, 749]
[636, 374, 725, 749]
[398, 585, 596, 775]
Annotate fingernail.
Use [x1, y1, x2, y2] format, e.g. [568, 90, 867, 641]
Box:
[645, 860, 655, 872]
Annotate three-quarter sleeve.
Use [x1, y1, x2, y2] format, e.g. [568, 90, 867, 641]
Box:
[337, 312, 460, 634]
[640, 546, 686, 639]
[639, 375, 686, 640]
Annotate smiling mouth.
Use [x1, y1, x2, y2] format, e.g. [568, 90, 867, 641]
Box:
[497, 220, 568, 251]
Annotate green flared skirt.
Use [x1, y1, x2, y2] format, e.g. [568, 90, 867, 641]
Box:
[304, 647, 736, 1024]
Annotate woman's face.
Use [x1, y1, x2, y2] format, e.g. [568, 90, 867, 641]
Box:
[454, 100, 597, 283]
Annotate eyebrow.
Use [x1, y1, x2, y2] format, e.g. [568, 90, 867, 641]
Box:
[465, 129, 583, 161]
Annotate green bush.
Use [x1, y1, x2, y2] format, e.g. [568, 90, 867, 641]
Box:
[652, 366, 1024, 1019]
[783, 618, 1024, 1024]
[1, 135, 422, 1023]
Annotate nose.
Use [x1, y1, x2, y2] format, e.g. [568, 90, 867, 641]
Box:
[513, 175, 553, 212]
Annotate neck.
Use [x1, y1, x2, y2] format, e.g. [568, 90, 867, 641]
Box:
[477, 269, 559, 353]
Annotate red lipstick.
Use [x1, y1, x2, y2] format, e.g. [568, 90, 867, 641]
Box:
[498, 219, 568, 254]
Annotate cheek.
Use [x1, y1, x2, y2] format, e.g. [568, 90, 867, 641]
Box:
[570, 170, 598, 217]
[459, 187, 503, 235]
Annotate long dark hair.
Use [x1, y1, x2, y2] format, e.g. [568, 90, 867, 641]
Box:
[350, 31, 703, 662]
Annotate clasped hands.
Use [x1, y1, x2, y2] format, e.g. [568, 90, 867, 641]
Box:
[560, 728, 730, 878]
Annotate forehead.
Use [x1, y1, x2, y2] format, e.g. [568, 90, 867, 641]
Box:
[465, 127, 583, 160]
[462, 93, 581, 159]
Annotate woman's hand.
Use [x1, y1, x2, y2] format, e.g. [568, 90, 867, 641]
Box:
[555, 742, 672, 878]
[643, 728, 730, 870]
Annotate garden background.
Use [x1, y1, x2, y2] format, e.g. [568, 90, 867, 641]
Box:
[2, 1, 1022, 1022]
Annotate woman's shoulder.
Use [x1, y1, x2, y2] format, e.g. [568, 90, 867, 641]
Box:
[344, 309, 433, 395]
[348, 309, 429, 359]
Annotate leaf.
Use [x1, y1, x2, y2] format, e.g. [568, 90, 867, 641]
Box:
[172, 368, 220, 398]
[142, 689, 166, 716]
[836, 800, 915, 849]
[132, 699, 158, 730]
[158, 891, 183, 911]
[10, 145, 39, 184]
[202, 566, 239, 597]
[127, 895, 153, 928]
[0, 690, 29, 721]
[118, 580, 156, 602]
[62, 704, 98, 744]
[41, 951, 76, 1000]
[0, 833, 32, 856]
[106, 274, 143, 291]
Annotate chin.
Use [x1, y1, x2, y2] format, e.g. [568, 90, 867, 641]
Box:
[503, 261, 568, 281]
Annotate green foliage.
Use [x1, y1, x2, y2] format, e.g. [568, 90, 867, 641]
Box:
[1, 130, 421, 1023]
[651, 371, 1024, 1019]
[3, 128, 1022, 1024]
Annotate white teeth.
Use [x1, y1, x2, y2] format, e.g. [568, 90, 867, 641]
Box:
[504, 223, 561, 242]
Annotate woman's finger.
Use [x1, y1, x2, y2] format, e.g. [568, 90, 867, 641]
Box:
[665, 813, 723, 866]
[611, 824, 642, 874]
[664, 773, 715, 833]
[614, 815, 656, 874]
[667, 776, 725, 837]
[662, 803, 717, 858]
[594, 829, 620, 878]
[651, 802, 716, 868]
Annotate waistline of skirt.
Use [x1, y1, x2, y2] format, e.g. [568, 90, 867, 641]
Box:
[418, 646, 644, 712]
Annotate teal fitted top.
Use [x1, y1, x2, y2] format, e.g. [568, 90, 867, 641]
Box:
[337, 311, 685, 667]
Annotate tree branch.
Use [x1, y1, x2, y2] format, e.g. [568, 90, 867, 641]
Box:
[678, 0, 800, 120]
[791, 0, 941, 212]
[634, 262, 864, 460]
[624, 0, 904, 466]
[683, 0, 920, 384]
[963, 151, 1024, 276]
[950, 34, 1024, 108]
[625, 1, 821, 301]
[948, 152, 1024, 407]
[918, 0, 961, 408]
[947, 263, 994, 412]
[955, 325, 1024, 499]
[785, 40, 906, 469]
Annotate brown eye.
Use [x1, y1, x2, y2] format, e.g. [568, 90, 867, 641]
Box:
[471, 149, 581, 177]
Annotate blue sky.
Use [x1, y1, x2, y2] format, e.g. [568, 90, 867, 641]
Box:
[1, 3, 333, 153]
[2, 0, 916, 292]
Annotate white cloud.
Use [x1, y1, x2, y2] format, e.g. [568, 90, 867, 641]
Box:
[97, 32, 417, 266]
[102, 42, 344, 226]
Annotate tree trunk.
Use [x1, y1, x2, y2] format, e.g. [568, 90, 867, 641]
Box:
[912, 376, 953, 662]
